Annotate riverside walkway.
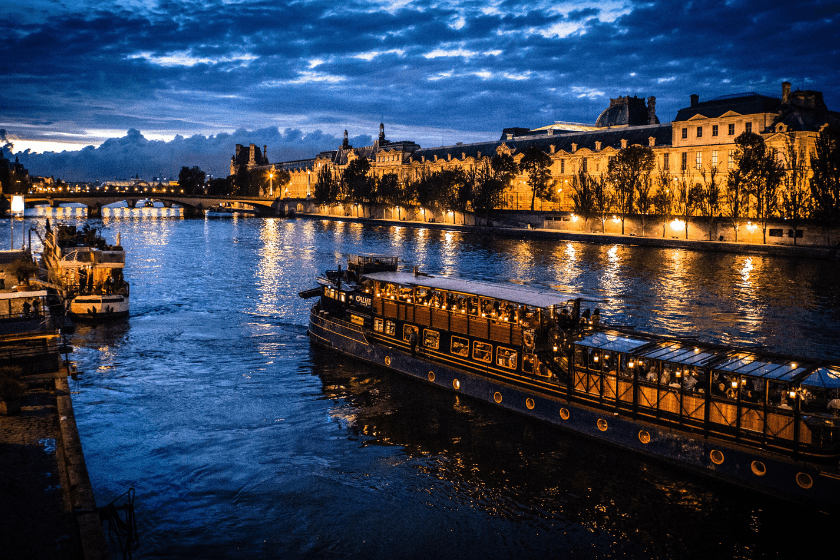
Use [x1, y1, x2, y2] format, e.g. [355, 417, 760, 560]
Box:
[0, 367, 106, 560]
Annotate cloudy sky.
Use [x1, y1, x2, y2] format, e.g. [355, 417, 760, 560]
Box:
[2, 0, 839, 181]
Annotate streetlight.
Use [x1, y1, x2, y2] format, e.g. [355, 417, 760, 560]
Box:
[10, 195, 24, 250]
[269, 171, 274, 197]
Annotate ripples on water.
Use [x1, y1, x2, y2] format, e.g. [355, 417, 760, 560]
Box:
[19, 209, 837, 558]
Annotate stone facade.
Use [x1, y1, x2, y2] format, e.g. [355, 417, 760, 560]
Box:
[246, 82, 839, 213]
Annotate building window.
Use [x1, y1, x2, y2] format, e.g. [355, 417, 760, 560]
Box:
[745, 122, 752, 134]
[582, 158, 588, 172]
[681, 128, 688, 139]
[712, 125, 719, 137]
[695, 151, 702, 169]
[728, 123, 735, 135]
[663, 153, 669, 170]
[728, 150, 735, 170]
[560, 159, 565, 174]
[423, 329, 440, 350]
[681, 152, 688, 170]
[696, 126, 703, 138]
[496, 347, 518, 369]
[712, 150, 718, 168]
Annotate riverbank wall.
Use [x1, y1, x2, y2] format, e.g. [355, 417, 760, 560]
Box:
[0, 362, 107, 559]
[298, 210, 840, 260]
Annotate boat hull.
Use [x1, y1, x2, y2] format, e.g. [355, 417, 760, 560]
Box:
[308, 307, 840, 510]
[68, 294, 129, 321]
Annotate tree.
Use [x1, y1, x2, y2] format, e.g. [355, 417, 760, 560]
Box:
[592, 175, 612, 233]
[177, 166, 206, 195]
[343, 156, 374, 204]
[207, 177, 231, 196]
[441, 168, 471, 223]
[570, 169, 597, 232]
[313, 165, 340, 206]
[491, 153, 519, 187]
[471, 160, 506, 223]
[697, 165, 722, 241]
[519, 146, 553, 211]
[672, 170, 699, 239]
[268, 168, 291, 198]
[728, 132, 784, 243]
[635, 170, 655, 237]
[652, 168, 676, 238]
[606, 145, 655, 234]
[375, 173, 402, 207]
[782, 133, 812, 246]
[233, 165, 256, 197]
[810, 124, 840, 230]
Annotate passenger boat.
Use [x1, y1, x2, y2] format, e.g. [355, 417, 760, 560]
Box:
[301, 255, 840, 509]
[38, 224, 129, 321]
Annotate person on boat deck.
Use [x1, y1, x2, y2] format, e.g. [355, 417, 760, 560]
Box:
[558, 308, 571, 329]
[581, 309, 591, 326]
[591, 308, 601, 329]
[682, 371, 698, 392]
[31, 298, 41, 317]
[646, 366, 658, 383]
[660, 367, 671, 385]
[22, 300, 31, 317]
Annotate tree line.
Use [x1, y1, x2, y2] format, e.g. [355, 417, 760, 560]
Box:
[569, 127, 840, 244]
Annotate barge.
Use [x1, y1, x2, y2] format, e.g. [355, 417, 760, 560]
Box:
[39, 224, 129, 321]
[300, 255, 840, 509]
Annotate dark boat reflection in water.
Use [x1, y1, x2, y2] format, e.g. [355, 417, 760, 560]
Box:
[308, 347, 832, 560]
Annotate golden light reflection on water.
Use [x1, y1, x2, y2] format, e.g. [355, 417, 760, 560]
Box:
[438, 231, 460, 276]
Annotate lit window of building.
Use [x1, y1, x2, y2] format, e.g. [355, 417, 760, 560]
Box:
[695, 151, 702, 169]
[681, 152, 688, 170]
[712, 150, 718, 168]
[663, 153, 669, 170]
[728, 150, 735, 169]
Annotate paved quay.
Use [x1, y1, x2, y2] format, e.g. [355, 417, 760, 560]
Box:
[0, 369, 106, 560]
[300, 213, 840, 260]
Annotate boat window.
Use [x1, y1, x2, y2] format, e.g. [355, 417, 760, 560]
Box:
[677, 367, 705, 394]
[403, 324, 419, 342]
[574, 347, 586, 368]
[711, 372, 741, 400]
[374, 318, 384, 332]
[423, 329, 440, 349]
[642, 360, 659, 384]
[603, 352, 618, 374]
[768, 380, 795, 411]
[588, 349, 602, 371]
[523, 354, 537, 375]
[497, 347, 517, 369]
[340, 292, 346, 303]
[451, 336, 469, 357]
[385, 321, 395, 336]
[473, 341, 492, 363]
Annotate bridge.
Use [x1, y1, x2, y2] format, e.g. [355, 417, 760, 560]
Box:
[12, 193, 311, 218]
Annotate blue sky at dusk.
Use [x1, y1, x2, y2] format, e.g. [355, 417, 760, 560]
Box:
[2, 0, 839, 181]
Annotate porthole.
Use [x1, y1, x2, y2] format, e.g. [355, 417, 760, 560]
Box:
[638, 430, 651, 444]
[453, 379, 460, 390]
[796, 472, 813, 490]
[751, 461, 766, 477]
[428, 371, 435, 382]
[597, 418, 608, 432]
[710, 449, 725, 465]
[526, 398, 535, 410]
[559, 408, 570, 420]
[384, 356, 391, 366]
[493, 392, 502, 404]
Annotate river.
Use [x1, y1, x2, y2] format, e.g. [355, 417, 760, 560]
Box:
[25, 208, 840, 558]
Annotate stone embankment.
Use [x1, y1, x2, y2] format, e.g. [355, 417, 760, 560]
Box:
[300, 212, 840, 260]
[0, 366, 107, 559]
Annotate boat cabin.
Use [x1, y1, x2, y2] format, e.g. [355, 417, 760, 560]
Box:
[572, 330, 840, 458]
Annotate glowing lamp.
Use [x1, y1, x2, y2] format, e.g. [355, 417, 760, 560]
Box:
[789, 389, 797, 399]
[731, 380, 738, 389]
[11, 196, 24, 213]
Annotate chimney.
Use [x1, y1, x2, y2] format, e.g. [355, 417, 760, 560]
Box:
[249, 144, 256, 164]
[690, 94, 699, 107]
[620, 139, 628, 149]
[263, 145, 268, 163]
[647, 96, 657, 124]
[506, 133, 514, 140]
[595, 141, 602, 151]
[782, 81, 791, 103]
[549, 145, 556, 154]
[648, 136, 656, 147]
[571, 143, 577, 152]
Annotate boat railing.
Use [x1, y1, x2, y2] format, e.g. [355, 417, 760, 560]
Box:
[570, 347, 840, 456]
[97, 251, 125, 265]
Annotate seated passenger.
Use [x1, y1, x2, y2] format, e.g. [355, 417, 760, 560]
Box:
[683, 372, 698, 392]
[591, 308, 601, 329]
[646, 367, 657, 383]
[660, 368, 671, 385]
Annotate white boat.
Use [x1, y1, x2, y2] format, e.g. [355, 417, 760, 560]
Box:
[39, 224, 129, 321]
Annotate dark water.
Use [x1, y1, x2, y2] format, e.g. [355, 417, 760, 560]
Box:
[28, 210, 839, 558]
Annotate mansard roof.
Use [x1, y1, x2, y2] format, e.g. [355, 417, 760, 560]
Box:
[673, 92, 781, 122]
[408, 124, 672, 163]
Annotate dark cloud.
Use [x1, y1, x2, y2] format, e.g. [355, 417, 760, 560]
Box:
[2, 0, 838, 179]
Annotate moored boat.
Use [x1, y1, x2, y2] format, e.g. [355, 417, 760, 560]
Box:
[38, 224, 129, 321]
[301, 254, 840, 510]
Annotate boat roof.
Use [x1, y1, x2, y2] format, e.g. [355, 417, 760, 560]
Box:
[363, 271, 588, 308]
